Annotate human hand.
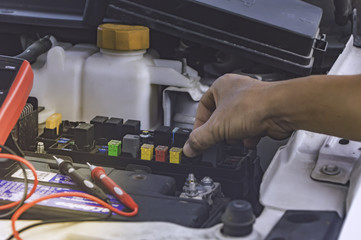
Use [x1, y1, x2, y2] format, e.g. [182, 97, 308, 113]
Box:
[183, 74, 293, 157]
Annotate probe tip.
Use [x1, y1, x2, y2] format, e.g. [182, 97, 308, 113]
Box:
[86, 162, 96, 170]
[53, 155, 63, 165]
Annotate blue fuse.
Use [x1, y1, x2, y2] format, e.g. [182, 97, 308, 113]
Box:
[173, 128, 191, 148]
[58, 138, 70, 144]
[98, 146, 108, 154]
[172, 127, 179, 146]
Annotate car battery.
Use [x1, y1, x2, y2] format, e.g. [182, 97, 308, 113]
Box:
[0, 156, 210, 227]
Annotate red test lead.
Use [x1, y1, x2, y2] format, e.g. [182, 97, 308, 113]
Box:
[86, 162, 138, 210]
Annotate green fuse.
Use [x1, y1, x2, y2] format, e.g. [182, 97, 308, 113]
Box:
[108, 140, 122, 156]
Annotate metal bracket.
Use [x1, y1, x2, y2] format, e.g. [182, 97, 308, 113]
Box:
[313, 34, 328, 67]
[311, 136, 361, 184]
[352, 8, 361, 48]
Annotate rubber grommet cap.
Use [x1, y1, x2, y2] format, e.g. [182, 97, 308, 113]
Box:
[221, 200, 255, 237]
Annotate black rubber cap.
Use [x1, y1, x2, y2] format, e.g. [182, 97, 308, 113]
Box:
[221, 200, 255, 237]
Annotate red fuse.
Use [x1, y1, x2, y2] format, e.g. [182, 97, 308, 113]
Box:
[155, 145, 168, 162]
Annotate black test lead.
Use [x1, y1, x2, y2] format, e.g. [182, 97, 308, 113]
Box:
[53, 155, 109, 202]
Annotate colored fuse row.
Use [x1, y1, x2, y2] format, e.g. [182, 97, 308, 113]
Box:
[140, 144, 183, 164]
[108, 140, 122, 156]
[98, 134, 141, 158]
[100, 137, 183, 164]
[97, 140, 122, 156]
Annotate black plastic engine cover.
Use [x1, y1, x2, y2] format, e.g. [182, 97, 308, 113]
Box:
[107, 0, 325, 75]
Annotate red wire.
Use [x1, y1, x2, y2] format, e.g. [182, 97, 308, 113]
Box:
[11, 192, 138, 240]
[0, 153, 38, 210]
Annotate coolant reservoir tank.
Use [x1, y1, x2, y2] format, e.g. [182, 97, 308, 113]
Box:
[31, 43, 98, 123]
[82, 24, 159, 129]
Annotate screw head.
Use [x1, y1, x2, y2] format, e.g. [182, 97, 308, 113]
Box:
[321, 164, 341, 175]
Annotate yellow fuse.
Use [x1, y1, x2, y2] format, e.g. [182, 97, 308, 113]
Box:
[45, 113, 62, 135]
[141, 144, 154, 160]
[169, 147, 182, 164]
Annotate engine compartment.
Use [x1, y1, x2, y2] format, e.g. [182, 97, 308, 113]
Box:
[0, 1, 360, 239]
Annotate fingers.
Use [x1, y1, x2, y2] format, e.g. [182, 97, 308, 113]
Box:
[184, 88, 217, 157]
[183, 74, 266, 157]
[183, 121, 219, 157]
[184, 125, 261, 157]
[193, 88, 216, 129]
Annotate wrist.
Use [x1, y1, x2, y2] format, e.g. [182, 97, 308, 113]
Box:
[264, 78, 310, 133]
[266, 75, 325, 133]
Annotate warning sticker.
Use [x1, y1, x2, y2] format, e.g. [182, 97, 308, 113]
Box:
[0, 180, 124, 214]
[12, 169, 56, 182]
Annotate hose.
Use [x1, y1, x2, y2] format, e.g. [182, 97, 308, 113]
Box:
[15, 35, 53, 63]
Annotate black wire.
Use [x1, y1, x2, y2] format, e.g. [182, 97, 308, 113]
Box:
[0, 144, 28, 218]
[5, 210, 113, 240]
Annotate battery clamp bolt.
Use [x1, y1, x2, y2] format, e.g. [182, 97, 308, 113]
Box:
[186, 182, 199, 197]
[185, 173, 196, 185]
[321, 164, 341, 175]
[201, 176, 215, 189]
[180, 173, 222, 205]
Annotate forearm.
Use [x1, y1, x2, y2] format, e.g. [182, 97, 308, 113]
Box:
[183, 73, 361, 157]
[268, 74, 361, 141]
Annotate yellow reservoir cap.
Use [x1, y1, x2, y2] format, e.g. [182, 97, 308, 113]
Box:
[97, 24, 149, 51]
[45, 113, 62, 135]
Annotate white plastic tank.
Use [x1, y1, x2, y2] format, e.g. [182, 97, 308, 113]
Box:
[31, 43, 98, 123]
[81, 24, 159, 129]
[30, 24, 205, 130]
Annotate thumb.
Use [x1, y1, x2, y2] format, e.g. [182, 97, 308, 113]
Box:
[183, 121, 219, 157]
